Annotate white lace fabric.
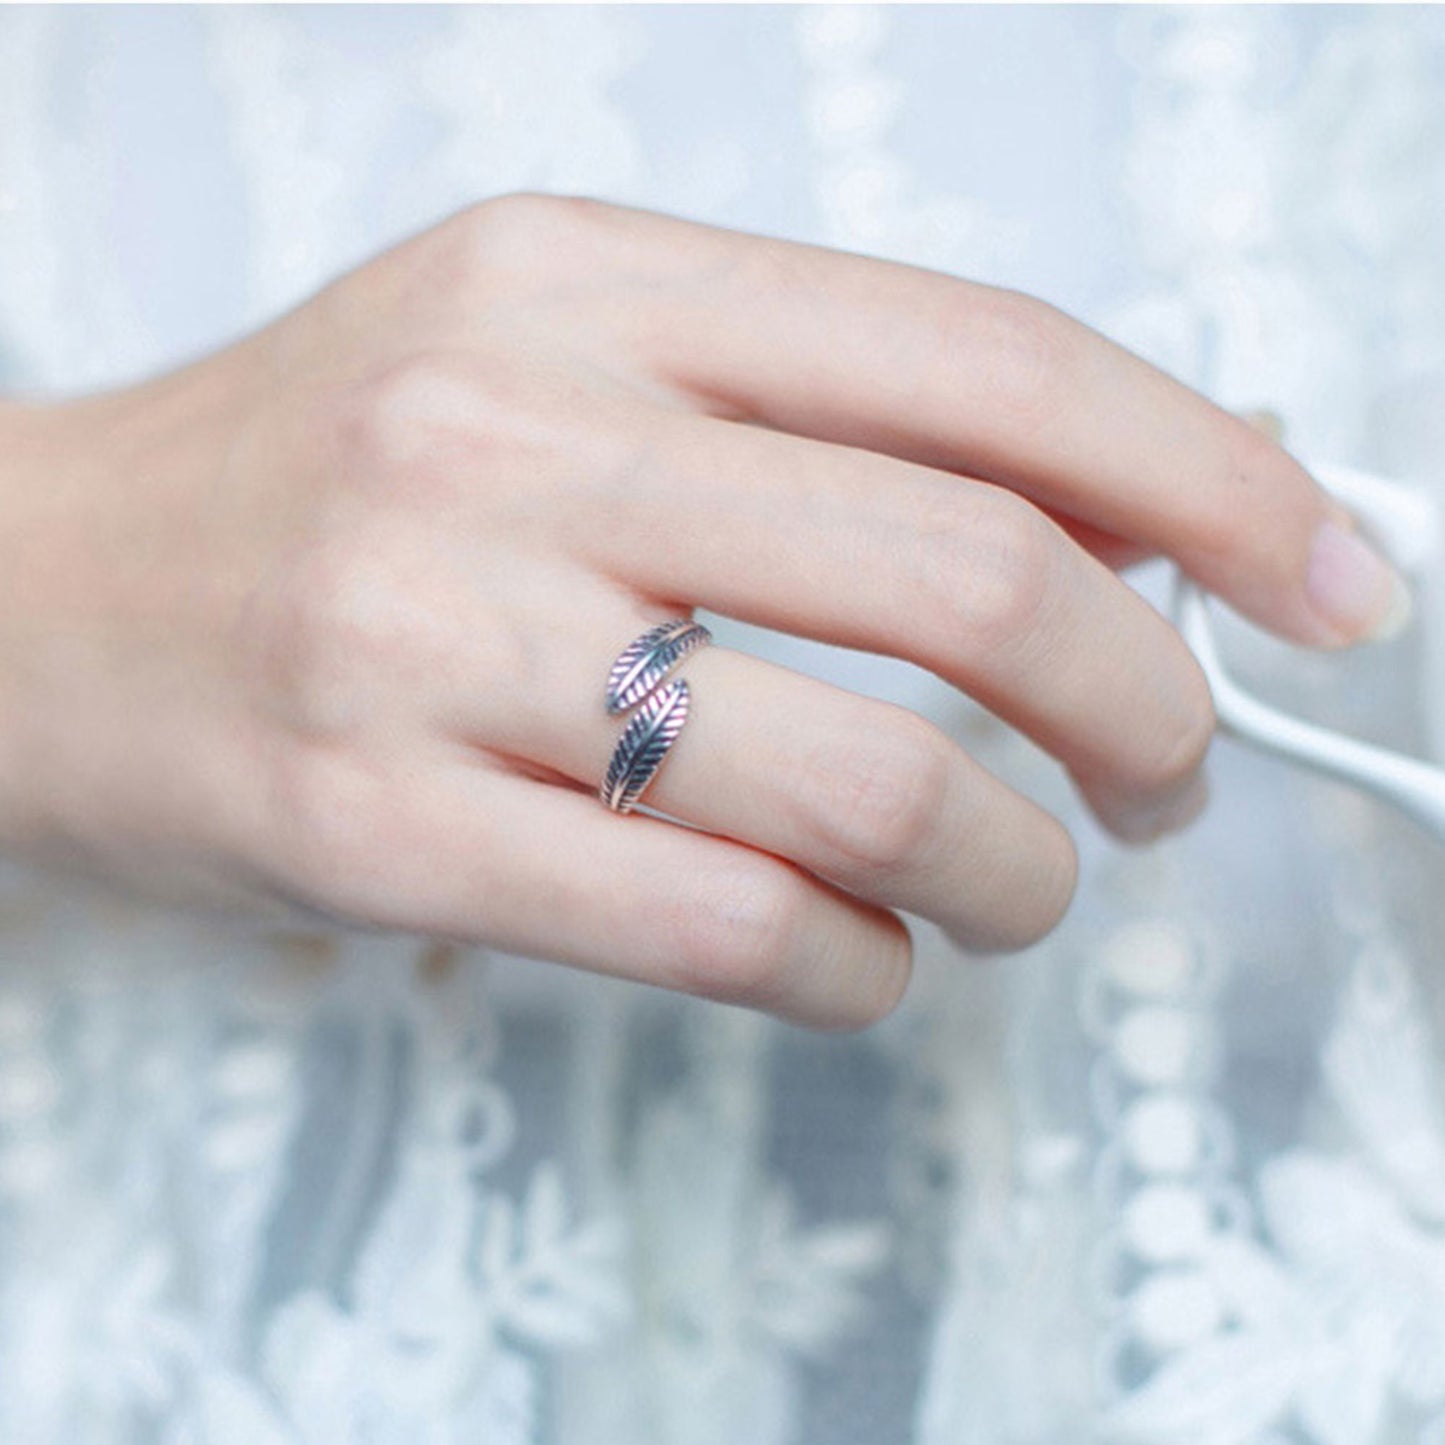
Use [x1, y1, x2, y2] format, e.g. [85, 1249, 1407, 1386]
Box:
[2, 8, 1445, 1442]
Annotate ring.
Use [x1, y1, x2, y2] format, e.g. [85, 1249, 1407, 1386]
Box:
[599, 617, 711, 813]
[599, 678, 693, 813]
[604, 618, 712, 715]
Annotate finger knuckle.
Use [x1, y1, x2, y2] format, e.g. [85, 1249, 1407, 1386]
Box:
[798, 711, 953, 879]
[452, 190, 612, 278]
[324, 354, 484, 477]
[922, 491, 1059, 661]
[668, 865, 807, 1010]
[944, 288, 1074, 428]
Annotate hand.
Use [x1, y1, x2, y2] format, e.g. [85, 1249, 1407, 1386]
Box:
[0, 193, 1407, 1029]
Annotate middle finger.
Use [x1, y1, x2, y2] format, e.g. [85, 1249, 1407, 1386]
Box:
[572, 409, 1216, 836]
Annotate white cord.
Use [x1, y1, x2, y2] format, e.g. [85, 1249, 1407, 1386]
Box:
[1171, 464, 1445, 841]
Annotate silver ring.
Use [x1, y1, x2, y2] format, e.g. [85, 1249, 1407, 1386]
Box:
[600, 617, 711, 813]
[604, 618, 712, 715]
[600, 678, 692, 813]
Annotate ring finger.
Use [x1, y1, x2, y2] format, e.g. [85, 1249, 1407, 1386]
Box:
[462, 597, 1079, 954]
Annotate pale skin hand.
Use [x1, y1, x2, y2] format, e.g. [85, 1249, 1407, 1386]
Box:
[0, 193, 1408, 1030]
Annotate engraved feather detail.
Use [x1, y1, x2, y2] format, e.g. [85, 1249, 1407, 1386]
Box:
[605, 620, 712, 715]
[600, 679, 691, 812]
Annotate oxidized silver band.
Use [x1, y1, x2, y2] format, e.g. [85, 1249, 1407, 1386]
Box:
[600, 678, 692, 813]
[605, 618, 712, 715]
[600, 617, 710, 813]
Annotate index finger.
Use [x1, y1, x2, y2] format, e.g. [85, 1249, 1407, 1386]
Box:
[570, 197, 1408, 650]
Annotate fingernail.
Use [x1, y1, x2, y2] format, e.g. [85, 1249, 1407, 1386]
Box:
[1306, 518, 1412, 644]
